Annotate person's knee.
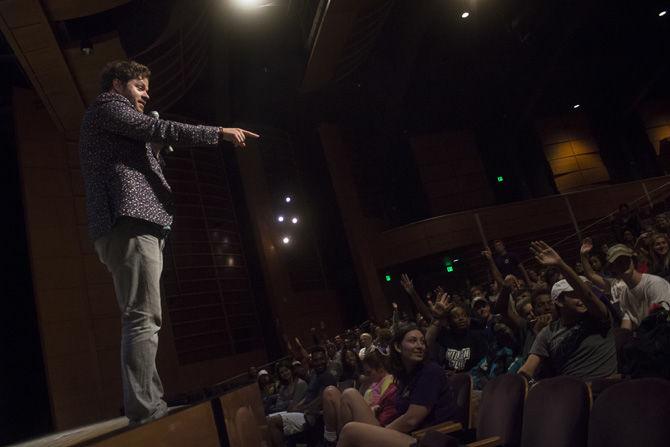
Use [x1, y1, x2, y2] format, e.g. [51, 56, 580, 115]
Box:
[339, 422, 364, 442]
[341, 387, 361, 403]
[323, 385, 340, 402]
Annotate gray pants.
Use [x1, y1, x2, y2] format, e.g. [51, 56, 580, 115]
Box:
[94, 217, 168, 424]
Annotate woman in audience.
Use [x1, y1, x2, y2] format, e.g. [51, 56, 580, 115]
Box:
[332, 324, 456, 447]
[649, 232, 670, 280]
[267, 361, 308, 414]
[322, 349, 398, 444]
[337, 348, 363, 389]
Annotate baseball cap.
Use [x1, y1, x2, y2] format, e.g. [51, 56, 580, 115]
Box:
[551, 279, 574, 302]
[291, 360, 302, 366]
[258, 369, 270, 376]
[550, 277, 590, 301]
[472, 297, 489, 308]
[606, 244, 634, 264]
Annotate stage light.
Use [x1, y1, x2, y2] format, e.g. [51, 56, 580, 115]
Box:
[277, 215, 284, 222]
[385, 274, 392, 282]
[285, 196, 292, 203]
[291, 217, 299, 224]
[446, 266, 454, 273]
[282, 236, 291, 244]
[497, 176, 504, 183]
[573, 104, 581, 109]
[660, 10, 667, 17]
[232, 0, 262, 9]
[461, 11, 470, 19]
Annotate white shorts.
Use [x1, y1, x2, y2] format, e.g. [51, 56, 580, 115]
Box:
[270, 411, 307, 435]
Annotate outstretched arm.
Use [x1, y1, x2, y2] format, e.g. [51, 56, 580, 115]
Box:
[493, 282, 525, 331]
[531, 241, 608, 321]
[399, 274, 433, 321]
[482, 249, 504, 288]
[579, 238, 607, 290]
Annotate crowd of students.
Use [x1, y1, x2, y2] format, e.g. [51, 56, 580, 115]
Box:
[248, 203, 670, 447]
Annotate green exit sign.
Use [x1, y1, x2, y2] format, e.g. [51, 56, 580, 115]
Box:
[497, 176, 504, 183]
[385, 274, 392, 282]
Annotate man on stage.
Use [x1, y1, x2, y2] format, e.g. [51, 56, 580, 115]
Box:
[79, 60, 259, 424]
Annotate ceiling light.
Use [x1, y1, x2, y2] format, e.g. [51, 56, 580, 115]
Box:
[461, 11, 470, 19]
[285, 196, 292, 203]
[291, 217, 299, 224]
[277, 215, 284, 222]
[573, 104, 581, 109]
[282, 236, 290, 244]
[660, 10, 667, 17]
[233, 0, 261, 8]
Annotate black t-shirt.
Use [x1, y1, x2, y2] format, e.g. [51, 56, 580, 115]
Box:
[395, 361, 456, 429]
[494, 252, 521, 277]
[432, 328, 489, 372]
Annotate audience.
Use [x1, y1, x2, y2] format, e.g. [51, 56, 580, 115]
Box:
[267, 346, 337, 447]
[251, 201, 670, 447]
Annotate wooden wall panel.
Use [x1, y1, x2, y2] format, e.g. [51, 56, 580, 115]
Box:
[537, 114, 610, 192]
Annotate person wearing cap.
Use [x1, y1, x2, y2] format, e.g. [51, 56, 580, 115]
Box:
[605, 243, 670, 330]
[517, 241, 617, 382]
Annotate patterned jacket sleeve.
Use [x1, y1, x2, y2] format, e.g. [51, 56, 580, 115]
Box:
[95, 96, 220, 147]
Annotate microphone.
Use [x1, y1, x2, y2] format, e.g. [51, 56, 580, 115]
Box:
[148, 110, 174, 154]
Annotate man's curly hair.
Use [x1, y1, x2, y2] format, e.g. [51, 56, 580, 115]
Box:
[100, 60, 151, 92]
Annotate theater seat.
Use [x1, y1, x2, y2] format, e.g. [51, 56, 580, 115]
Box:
[411, 373, 473, 441]
[476, 374, 527, 447]
[588, 378, 670, 447]
[521, 376, 591, 447]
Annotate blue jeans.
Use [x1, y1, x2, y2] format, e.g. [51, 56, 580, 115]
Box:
[94, 217, 168, 423]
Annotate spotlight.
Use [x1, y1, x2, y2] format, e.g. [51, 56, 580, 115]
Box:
[285, 196, 292, 203]
[282, 236, 291, 244]
[277, 215, 284, 222]
[573, 104, 581, 109]
[291, 217, 299, 224]
[232, 0, 261, 8]
[660, 10, 667, 17]
[80, 37, 93, 55]
[461, 11, 470, 18]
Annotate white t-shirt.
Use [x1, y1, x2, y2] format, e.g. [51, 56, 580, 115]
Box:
[616, 273, 670, 327]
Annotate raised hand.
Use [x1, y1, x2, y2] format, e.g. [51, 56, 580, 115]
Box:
[428, 292, 453, 320]
[580, 237, 593, 256]
[391, 302, 398, 311]
[400, 273, 414, 294]
[530, 241, 563, 266]
[481, 249, 493, 260]
[504, 274, 520, 290]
